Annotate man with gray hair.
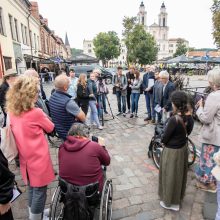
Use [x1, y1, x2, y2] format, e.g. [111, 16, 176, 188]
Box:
[49, 74, 86, 140]
[159, 70, 175, 122]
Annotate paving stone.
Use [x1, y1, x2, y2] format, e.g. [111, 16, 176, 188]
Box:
[128, 195, 143, 205]
[112, 198, 130, 210]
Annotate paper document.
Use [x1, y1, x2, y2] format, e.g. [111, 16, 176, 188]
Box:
[148, 79, 154, 88]
[154, 104, 162, 113]
[11, 187, 22, 202]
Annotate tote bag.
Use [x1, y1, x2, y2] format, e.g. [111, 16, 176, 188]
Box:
[0, 115, 18, 162]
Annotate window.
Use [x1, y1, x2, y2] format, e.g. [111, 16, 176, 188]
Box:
[163, 18, 166, 27]
[34, 33, 37, 49]
[14, 18, 20, 42]
[9, 15, 15, 40]
[142, 16, 144, 25]
[88, 49, 92, 53]
[3, 57, 12, 70]
[0, 8, 5, 35]
[163, 45, 165, 51]
[163, 34, 166, 40]
[169, 44, 173, 47]
[24, 26, 28, 45]
[37, 36, 40, 51]
[169, 50, 173, 53]
[21, 24, 25, 44]
[88, 44, 91, 47]
[29, 30, 33, 46]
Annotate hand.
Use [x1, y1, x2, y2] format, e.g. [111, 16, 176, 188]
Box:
[89, 94, 94, 97]
[128, 79, 131, 82]
[145, 88, 150, 92]
[98, 137, 105, 146]
[162, 108, 166, 112]
[196, 98, 204, 108]
[0, 203, 11, 215]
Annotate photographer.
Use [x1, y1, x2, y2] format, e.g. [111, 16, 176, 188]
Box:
[113, 66, 127, 116]
[59, 123, 111, 191]
[94, 69, 109, 116]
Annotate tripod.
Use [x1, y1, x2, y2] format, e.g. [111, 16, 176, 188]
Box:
[98, 93, 114, 126]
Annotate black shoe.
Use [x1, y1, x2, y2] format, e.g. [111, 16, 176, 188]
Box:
[130, 114, 134, 118]
[144, 117, 151, 121]
[104, 111, 108, 114]
[151, 119, 156, 124]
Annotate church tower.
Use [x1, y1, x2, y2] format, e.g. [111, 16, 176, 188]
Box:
[137, 1, 147, 29]
[158, 2, 168, 28]
[65, 32, 72, 58]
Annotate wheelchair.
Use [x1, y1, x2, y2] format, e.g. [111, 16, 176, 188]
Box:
[49, 177, 113, 220]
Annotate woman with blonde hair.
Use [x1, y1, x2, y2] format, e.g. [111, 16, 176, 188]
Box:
[77, 73, 90, 115]
[6, 76, 55, 220]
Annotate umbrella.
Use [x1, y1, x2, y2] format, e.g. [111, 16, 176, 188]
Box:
[166, 55, 194, 64]
[192, 56, 216, 63]
[213, 57, 220, 63]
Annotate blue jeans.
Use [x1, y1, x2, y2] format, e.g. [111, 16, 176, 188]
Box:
[116, 91, 126, 113]
[131, 93, 140, 114]
[28, 185, 47, 214]
[89, 100, 100, 127]
[145, 93, 155, 119]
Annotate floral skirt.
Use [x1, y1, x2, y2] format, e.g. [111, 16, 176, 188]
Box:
[195, 143, 219, 184]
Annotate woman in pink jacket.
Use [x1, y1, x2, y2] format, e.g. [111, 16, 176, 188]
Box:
[6, 76, 55, 220]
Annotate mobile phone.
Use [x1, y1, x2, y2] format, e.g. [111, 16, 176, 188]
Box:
[92, 136, 98, 143]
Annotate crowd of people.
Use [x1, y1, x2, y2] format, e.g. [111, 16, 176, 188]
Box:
[0, 64, 220, 219]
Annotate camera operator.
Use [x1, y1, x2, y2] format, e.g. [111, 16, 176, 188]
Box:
[58, 123, 111, 192]
[94, 69, 109, 116]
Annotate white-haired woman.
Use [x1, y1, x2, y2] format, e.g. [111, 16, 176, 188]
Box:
[195, 68, 220, 193]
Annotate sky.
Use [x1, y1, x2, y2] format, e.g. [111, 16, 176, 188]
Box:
[35, 0, 216, 49]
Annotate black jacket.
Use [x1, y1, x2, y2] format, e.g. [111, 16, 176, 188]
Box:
[0, 150, 15, 204]
[161, 81, 175, 112]
[77, 84, 89, 102]
[0, 81, 9, 110]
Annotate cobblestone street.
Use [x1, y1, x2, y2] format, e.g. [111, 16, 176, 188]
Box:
[11, 76, 208, 220]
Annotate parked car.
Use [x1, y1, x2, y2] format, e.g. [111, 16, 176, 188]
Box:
[69, 65, 113, 84]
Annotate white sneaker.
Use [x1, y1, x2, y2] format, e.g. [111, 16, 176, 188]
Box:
[98, 126, 103, 130]
[159, 201, 180, 211]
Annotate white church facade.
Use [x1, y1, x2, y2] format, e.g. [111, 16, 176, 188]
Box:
[137, 1, 189, 60]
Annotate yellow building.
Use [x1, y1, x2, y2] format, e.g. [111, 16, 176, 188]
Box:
[0, 0, 41, 74]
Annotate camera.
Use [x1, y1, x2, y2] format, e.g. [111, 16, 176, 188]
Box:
[92, 136, 98, 142]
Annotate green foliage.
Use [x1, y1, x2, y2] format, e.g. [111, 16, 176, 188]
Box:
[173, 39, 188, 57]
[122, 17, 158, 65]
[211, 0, 220, 47]
[93, 31, 120, 66]
[71, 48, 83, 56]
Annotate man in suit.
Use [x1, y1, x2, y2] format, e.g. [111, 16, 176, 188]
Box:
[126, 65, 135, 114]
[142, 65, 155, 122]
[159, 70, 175, 122]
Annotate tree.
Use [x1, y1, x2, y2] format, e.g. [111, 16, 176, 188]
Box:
[173, 39, 188, 57]
[211, 0, 220, 47]
[71, 48, 83, 56]
[93, 31, 120, 66]
[122, 16, 158, 65]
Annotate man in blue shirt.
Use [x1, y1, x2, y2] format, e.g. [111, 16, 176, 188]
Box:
[67, 69, 78, 100]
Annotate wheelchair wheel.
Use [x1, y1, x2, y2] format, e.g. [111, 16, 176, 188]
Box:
[99, 179, 113, 220]
[187, 138, 196, 166]
[49, 186, 64, 220]
[152, 141, 163, 169]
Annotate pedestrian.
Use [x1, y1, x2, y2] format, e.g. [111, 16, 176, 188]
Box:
[153, 71, 163, 124]
[126, 65, 135, 114]
[0, 69, 17, 127]
[77, 73, 90, 116]
[49, 75, 85, 140]
[67, 69, 78, 100]
[112, 66, 127, 116]
[159, 91, 194, 211]
[159, 70, 175, 123]
[130, 70, 142, 118]
[142, 65, 155, 122]
[87, 71, 103, 130]
[94, 69, 109, 115]
[195, 68, 220, 193]
[6, 76, 55, 220]
[0, 149, 15, 220]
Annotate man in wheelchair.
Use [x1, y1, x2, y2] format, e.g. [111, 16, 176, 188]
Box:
[52, 123, 111, 220]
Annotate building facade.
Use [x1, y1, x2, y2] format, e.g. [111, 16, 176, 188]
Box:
[137, 1, 189, 60]
[0, 0, 71, 76]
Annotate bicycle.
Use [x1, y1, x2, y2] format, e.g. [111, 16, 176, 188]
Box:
[147, 124, 197, 169]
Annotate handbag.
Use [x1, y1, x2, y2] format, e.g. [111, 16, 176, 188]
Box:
[0, 115, 18, 162]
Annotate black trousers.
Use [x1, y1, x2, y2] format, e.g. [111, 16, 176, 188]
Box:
[0, 209, 14, 220]
[127, 90, 131, 110]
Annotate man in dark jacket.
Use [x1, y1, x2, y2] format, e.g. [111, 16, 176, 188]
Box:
[49, 75, 85, 140]
[0, 150, 15, 219]
[159, 70, 175, 122]
[59, 123, 110, 192]
[142, 65, 155, 122]
[126, 66, 135, 114]
[0, 69, 17, 127]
